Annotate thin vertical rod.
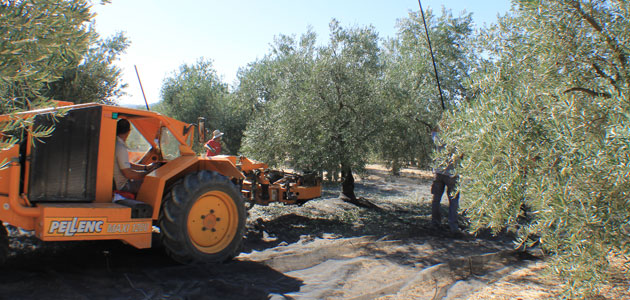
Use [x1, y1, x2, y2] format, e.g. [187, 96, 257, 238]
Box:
[418, 0, 446, 110]
[134, 65, 150, 111]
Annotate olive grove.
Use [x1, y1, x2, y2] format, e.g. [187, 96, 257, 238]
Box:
[3, 0, 628, 295]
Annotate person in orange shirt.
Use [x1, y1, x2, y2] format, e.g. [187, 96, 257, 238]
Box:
[204, 129, 224, 157]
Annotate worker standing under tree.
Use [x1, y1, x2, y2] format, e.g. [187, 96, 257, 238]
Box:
[205, 129, 224, 157]
[430, 125, 463, 237]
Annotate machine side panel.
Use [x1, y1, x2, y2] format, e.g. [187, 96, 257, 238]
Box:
[28, 106, 102, 202]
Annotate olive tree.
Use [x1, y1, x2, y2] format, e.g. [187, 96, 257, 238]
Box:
[230, 34, 308, 155]
[241, 21, 383, 201]
[157, 59, 239, 153]
[442, 0, 630, 295]
[238, 31, 319, 166]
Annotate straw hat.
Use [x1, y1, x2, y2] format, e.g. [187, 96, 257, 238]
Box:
[212, 129, 224, 138]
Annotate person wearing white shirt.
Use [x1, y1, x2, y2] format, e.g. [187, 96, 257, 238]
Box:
[113, 119, 156, 194]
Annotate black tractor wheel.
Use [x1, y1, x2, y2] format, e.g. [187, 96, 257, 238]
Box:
[159, 171, 246, 264]
[0, 222, 8, 265]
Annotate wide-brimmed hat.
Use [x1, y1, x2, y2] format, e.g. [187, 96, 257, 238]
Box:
[212, 129, 224, 138]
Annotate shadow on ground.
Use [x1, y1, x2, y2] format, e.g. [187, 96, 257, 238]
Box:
[1, 230, 302, 300]
[243, 177, 515, 255]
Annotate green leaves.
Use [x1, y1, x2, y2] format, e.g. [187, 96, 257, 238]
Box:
[377, 9, 475, 172]
[0, 0, 93, 91]
[0, 0, 97, 162]
[238, 22, 382, 174]
[156, 59, 235, 153]
[445, 0, 630, 295]
[42, 31, 130, 105]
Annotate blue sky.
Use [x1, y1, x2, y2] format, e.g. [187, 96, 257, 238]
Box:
[91, 1, 511, 107]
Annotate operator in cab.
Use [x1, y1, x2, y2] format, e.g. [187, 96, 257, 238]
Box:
[113, 119, 158, 194]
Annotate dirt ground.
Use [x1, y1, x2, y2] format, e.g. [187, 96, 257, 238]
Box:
[0, 165, 624, 299]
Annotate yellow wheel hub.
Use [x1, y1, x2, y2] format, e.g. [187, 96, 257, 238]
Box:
[187, 190, 238, 254]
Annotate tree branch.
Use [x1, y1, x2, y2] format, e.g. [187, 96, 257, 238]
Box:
[568, 1, 627, 76]
[591, 62, 617, 88]
[415, 117, 434, 132]
[563, 87, 611, 98]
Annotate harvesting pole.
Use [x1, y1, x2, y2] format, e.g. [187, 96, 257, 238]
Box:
[134, 65, 150, 111]
[418, 0, 446, 111]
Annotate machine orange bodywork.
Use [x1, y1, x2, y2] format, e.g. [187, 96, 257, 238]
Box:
[0, 102, 321, 260]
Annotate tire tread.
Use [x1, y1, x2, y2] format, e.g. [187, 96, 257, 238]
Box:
[159, 171, 245, 264]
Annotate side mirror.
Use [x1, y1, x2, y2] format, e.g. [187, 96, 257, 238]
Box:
[197, 117, 206, 143]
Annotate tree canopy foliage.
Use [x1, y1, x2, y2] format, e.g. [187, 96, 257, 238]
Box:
[0, 0, 95, 159]
[155, 59, 239, 153]
[240, 21, 383, 179]
[43, 31, 130, 105]
[378, 9, 474, 173]
[0, 0, 93, 113]
[440, 0, 630, 295]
